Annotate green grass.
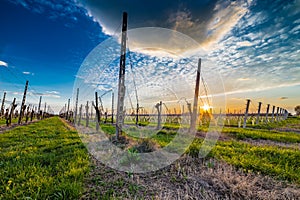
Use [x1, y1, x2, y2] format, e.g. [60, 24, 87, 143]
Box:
[252, 116, 300, 129]
[0, 117, 90, 199]
[222, 127, 300, 143]
[186, 139, 300, 184]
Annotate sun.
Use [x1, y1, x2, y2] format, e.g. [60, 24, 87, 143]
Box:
[202, 104, 210, 111]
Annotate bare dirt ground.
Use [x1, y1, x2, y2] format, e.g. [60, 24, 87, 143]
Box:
[81, 155, 300, 200]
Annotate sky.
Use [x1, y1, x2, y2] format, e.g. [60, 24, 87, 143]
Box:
[0, 0, 299, 114]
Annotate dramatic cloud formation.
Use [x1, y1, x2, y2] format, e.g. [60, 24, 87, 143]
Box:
[77, 0, 252, 51]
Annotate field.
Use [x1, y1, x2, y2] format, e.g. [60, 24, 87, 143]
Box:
[0, 117, 89, 199]
[0, 116, 299, 199]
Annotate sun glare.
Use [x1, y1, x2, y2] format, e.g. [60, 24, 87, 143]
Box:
[202, 104, 210, 111]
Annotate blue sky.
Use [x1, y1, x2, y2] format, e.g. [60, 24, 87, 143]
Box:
[0, 0, 299, 114]
[0, 0, 107, 112]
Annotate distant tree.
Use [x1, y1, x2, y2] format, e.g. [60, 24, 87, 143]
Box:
[295, 105, 300, 116]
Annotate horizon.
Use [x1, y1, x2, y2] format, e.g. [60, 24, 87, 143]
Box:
[0, 0, 299, 115]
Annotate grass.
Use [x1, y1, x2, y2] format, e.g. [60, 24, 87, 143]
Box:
[186, 138, 300, 184]
[222, 127, 300, 143]
[0, 117, 90, 199]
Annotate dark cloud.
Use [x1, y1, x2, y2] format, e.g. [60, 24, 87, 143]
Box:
[280, 97, 288, 100]
[77, 0, 252, 49]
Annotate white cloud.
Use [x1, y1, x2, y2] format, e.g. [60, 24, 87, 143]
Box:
[22, 71, 35, 76]
[0, 60, 8, 67]
[46, 90, 60, 94]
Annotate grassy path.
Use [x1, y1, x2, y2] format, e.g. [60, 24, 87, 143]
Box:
[0, 117, 90, 200]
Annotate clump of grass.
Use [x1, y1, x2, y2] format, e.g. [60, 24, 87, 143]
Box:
[0, 117, 90, 199]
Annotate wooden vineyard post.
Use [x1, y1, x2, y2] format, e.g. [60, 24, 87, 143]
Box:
[30, 106, 34, 122]
[85, 101, 89, 127]
[74, 88, 79, 124]
[64, 104, 66, 118]
[25, 105, 30, 123]
[43, 102, 47, 119]
[111, 92, 114, 124]
[271, 105, 275, 122]
[1, 92, 6, 116]
[38, 96, 42, 120]
[155, 101, 162, 130]
[190, 58, 201, 133]
[91, 101, 94, 121]
[78, 104, 82, 126]
[116, 12, 128, 140]
[243, 99, 251, 128]
[265, 104, 270, 123]
[276, 107, 279, 122]
[95, 92, 100, 131]
[256, 102, 262, 125]
[8, 98, 17, 126]
[18, 80, 29, 124]
[66, 99, 70, 120]
[285, 109, 289, 119]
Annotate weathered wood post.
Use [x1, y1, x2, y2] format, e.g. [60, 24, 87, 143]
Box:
[43, 102, 47, 119]
[66, 99, 70, 120]
[276, 107, 279, 122]
[37, 96, 42, 120]
[30, 107, 34, 122]
[256, 102, 262, 125]
[18, 80, 29, 124]
[190, 58, 201, 133]
[74, 88, 79, 124]
[265, 104, 270, 123]
[116, 12, 128, 140]
[285, 109, 289, 119]
[156, 101, 162, 130]
[95, 92, 100, 131]
[8, 98, 17, 126]
[25, 105, 30, 123]
[271, 105, 275, 122]
[91, 101, 94, 121]
[85, 101, 89, 127]
[78, 104, 82, 126]
[243, 99, 251, 128]
[1, 92, 6, 116]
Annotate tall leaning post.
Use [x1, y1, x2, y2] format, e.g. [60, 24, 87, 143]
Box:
[243, 99, 251, 128]
[18, 80, 29, 124]
[256, 102, 262, 125]
[115, 12, 128, 140]
[190, 58, 201, 133]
